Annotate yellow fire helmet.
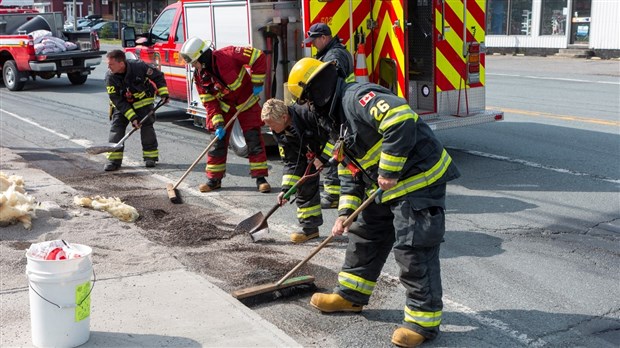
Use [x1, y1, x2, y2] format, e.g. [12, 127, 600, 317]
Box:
[287, 57, 336, 103]
[180, 37, 212, 64]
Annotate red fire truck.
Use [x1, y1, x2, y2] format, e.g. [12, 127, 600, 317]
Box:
[122, 0, 502, 155]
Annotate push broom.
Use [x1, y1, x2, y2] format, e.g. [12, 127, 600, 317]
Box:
[231, 188, 382, 301]
[166, 96, 254, 203]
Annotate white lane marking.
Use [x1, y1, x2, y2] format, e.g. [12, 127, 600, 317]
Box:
[486, 73, 619, 85]
[1, 108, 93, 147]
[443, 298, 548, 347]
[448, 147, 620, 185]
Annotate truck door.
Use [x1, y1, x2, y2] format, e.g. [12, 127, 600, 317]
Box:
[434, 0, 486, 116]
[407, 0, 435, 114]
[147, 6, 186, 99]
[370, 0, 407, 101]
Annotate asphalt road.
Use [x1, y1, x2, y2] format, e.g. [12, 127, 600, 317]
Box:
[1, 53, 618, 347]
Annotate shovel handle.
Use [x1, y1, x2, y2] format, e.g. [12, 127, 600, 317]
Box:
[171, 96, 255, 190]
[108, 99, 167, 149]
[276, 188, 382, 286]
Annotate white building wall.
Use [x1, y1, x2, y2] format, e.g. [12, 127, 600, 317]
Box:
[589, 0, 620, 49]
[486, 0, 619, 50]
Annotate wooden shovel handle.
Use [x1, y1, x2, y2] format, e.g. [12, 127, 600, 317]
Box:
[276, 188, 382, 286]
[171, 96, 255, 190]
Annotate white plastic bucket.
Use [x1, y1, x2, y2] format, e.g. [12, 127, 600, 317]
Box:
[26, 244, 93, 348]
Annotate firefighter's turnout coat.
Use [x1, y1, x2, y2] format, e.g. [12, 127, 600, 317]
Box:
[272, 105, 331, 230]
[328, 82, 460, 340]
[105, 60, 169, 162]
[316, 36, 354, 83]
[193, 46, 268, 179]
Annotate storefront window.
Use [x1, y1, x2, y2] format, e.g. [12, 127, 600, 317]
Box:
[509, 0, 533, 35]
[488, 0, 508, 35]
[540, 0, 567, 35]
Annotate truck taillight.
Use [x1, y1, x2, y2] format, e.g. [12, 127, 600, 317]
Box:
[468, 43, 480, 74]
[26, 38, 35, 55]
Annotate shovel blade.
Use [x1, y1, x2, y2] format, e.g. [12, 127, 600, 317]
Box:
[250, 227, 269, 242]
[86, 143, 123, 155]
[234, 211, 266, 235]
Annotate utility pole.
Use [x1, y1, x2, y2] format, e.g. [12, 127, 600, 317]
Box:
[117, 0, 122, 40]
[72, 0, 77, 32]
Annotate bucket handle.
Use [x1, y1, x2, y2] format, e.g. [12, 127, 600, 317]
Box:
[29, 268, 96, 309]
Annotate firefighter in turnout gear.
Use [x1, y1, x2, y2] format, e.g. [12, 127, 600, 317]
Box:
[287, 58, 461, 347]
[304, 22, 355, 209]
[180, 37, 271, 193]
[261, 98, 332, 243]
[104, 49, 169, 171]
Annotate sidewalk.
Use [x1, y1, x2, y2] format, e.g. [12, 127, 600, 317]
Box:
[0, 147, 301, 347]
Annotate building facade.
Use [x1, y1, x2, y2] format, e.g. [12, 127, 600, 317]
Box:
[486, 0, 620, 58]
[32, 0, 173, 29]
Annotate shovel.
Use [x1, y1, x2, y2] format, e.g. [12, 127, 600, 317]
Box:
[86, 99, 166, 155]
[166, 96, 255, 203]
[231, 188, 382, 300]
[235, 160, 325, 242]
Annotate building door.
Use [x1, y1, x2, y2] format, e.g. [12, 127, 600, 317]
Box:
[569, 0, 591, 45]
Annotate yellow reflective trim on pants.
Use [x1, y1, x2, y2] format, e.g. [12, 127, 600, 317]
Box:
[378, 104, 418, 134]
[323, 184, 340, 195]
[106, 152, 123, 160]
[207, 163, 226, 173]
[143, 150, 159, 158]
[338, 271, 375, 296]
[282, 174, 300, 187]
[345, 73, 356, 83]
[339, 194, 361, 211]
[404, 306, 442, 328]
[297, 204, 321, 219]
[322, 141, 335, 156]
[382, 149, 452, 202]
[379, 151, 407, 172]
[250, 161, 268, 171]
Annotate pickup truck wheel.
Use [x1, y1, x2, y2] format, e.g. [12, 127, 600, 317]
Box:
[68, 72, 88, 85]
[229, 118, 249, 158]
[3, 60, 26, 91]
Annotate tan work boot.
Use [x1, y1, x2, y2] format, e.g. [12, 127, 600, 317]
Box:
[199, 179, 221, 192]
[290, 231, 319, 244]
[309, 293, 363, 313]
[391, 327, 425, 348]
[256, 177, 271, 193]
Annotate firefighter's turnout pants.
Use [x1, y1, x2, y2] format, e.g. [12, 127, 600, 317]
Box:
[286, 164, 322, 230]
[206, 104, 268, 179]
[106, 107, 158, 163]
[335, 184, 447, 340]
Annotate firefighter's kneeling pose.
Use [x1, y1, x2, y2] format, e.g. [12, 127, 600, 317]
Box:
[287, 58, 461, 347]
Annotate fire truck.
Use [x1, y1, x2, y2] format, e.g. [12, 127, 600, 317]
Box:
[121, 0, 502, 156]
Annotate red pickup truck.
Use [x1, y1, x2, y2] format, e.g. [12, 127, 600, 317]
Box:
[0, 12, 105, 91]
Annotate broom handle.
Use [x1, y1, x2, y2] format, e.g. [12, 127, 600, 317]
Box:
[172, 97, 255, 190]
[115, 99, 166, 147]
[276, 188, 381, 286]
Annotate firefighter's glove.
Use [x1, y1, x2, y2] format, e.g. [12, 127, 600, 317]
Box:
[252, 85, 263, 96]
[215, 126, 226, 140]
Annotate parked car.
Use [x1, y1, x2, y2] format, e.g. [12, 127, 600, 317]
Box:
[64, 15, 104, 31]
[89, 21, 126, 39]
